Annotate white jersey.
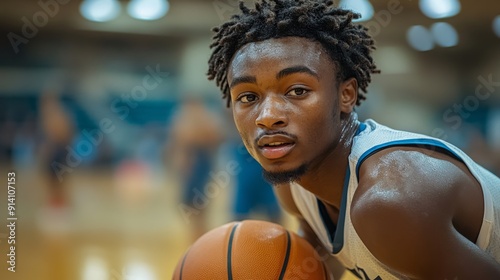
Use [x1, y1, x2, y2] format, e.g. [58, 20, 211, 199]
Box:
[290, 119, 500, 279]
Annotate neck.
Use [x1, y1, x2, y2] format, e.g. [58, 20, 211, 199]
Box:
[296, 112, 359, 209]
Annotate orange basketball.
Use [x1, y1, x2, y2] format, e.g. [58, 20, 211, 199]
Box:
[172, 220, 329, 280]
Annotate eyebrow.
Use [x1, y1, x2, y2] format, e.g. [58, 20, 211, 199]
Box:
[229, 76, 256, 89]
[229, 65, 319, 89]
[277, 66, 319, 80]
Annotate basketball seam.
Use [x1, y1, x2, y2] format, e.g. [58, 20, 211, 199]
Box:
[227, 222, 240, 280]
[278, 230, 291, 280]
[179, 249, 189, 280]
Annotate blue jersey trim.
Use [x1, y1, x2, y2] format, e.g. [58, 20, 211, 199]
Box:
[315, 121, 367, 254]
[357, 122, 367, 135]
[355, 138, 462, 180]
[316, 160, 351, 254]
[333, 167, 350, 253]
[317, 199, 335, 244]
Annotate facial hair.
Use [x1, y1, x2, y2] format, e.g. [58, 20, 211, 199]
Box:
[262, 164, 308, 185]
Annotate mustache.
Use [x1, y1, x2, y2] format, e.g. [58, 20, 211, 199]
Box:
[254, 130, 296, 145]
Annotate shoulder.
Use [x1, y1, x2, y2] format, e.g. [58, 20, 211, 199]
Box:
[351, 146, 463, 239]
[353, 146, 471, 211]
[350, 146, 482, 276]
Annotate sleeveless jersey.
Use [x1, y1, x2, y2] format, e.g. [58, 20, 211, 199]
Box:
[290, 119, 500, 279]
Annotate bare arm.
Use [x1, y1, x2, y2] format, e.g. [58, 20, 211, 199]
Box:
[273, 184, 345, 279]
[353, 148, 500, 279]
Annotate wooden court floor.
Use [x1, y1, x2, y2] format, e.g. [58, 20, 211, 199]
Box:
[0, 166, 356, 280]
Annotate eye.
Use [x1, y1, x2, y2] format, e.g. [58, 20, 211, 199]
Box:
[237, 93, 258, 103]
[286, 88, 309, 96]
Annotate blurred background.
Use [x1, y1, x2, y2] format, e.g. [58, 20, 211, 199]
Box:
[0, 0, 499, 279]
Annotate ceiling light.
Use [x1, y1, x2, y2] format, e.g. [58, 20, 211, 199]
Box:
[407, 25, 434, 51]
[339, 0, 374, 22]
[430, 22, 459, 47]
[127, 0, 169, 21]
[419, 0, 461, 19]
[80, 0, 121, 22]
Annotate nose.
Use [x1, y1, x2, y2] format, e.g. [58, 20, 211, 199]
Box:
[255, 95, 287, 129]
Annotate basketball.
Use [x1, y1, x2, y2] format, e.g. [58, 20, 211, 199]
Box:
[172, 220, 329, 280]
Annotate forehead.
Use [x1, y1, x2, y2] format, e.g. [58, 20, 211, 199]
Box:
[228, 37, 334, 78]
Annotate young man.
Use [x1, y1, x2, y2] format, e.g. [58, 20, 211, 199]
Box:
[207, 0, 500, 279]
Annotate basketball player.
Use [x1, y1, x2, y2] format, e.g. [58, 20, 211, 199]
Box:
[39, 92, 75, 209]
[207, 0, 500, 279]
[168, 98, 224, 241]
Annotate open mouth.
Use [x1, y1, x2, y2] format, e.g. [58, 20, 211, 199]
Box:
[257, 135, 296, 160]
[260, 142, 295, 160]
[263, 142, 289, 147]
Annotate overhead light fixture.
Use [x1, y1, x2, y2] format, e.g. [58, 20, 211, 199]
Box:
[80, 0, 121, 22]
[407, 25, 434, 52]
[430, 22, 459, 47]
[493, 15, 500, 38]
[127, 0, 169, 21]
[339, 0, 374, 22]
[419, 0, 461, 19]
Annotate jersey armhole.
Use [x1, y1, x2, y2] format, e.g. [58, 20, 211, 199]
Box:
[355, 138, 463, 180]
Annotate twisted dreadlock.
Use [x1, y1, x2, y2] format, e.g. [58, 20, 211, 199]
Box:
[207, 0, 380, 107]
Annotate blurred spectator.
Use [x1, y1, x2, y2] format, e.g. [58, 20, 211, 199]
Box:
[167, 97, 225, 240]
[230, 140, 282, 224]
[38, 91, 76, 209]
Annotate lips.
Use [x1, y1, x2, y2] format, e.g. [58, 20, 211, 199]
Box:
[257, 134, 296, 160]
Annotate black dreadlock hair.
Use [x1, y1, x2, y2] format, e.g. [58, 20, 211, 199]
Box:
[207, 0, 380, 107]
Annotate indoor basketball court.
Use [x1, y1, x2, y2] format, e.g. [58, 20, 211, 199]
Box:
[1, 0, 499, 279]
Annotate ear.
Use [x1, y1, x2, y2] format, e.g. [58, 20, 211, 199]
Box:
[339, 78, 358, 113]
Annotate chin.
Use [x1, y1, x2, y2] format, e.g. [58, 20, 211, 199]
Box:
[262, 164, 307, 185]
